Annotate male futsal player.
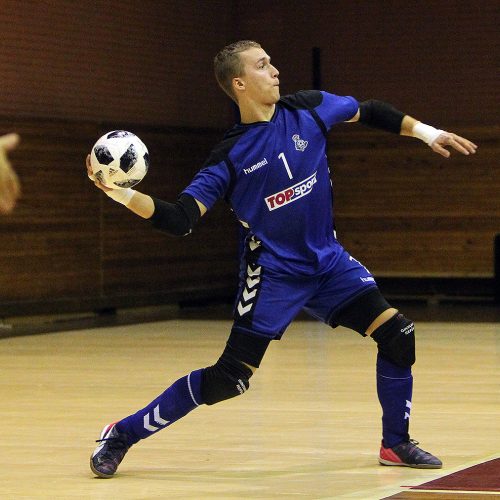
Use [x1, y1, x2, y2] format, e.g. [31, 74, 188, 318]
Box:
[88, 41, 477, 477]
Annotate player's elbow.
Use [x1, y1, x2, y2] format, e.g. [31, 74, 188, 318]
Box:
[358, 100, 404, 134]
[150, 194, 200, 237]
[166, 218, 193, 237]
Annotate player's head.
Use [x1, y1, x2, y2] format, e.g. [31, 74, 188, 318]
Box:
[214, 40, 280, 105]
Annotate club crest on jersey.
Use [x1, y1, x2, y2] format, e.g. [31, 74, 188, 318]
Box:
[265, 171, 317, 211]
[292, 134, 308, 152]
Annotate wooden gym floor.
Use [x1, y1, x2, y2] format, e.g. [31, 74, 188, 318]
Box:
[0, 304, 498, 499]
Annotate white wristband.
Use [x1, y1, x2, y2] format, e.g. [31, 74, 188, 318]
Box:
[413, 122, 444, 146]
[105, 188, 136, 206]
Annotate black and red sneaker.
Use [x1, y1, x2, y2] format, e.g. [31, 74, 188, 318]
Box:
[379, 439, 442, 469]
[90, 423, 130, 478]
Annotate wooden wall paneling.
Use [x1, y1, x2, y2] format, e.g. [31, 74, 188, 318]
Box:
[0, 119, 102, 308]
[0, 1, 233, 127]
[3, 1, 494, 130]
[98, 126, 239, 301]
[1, 1, 498, 314]
[330, 126, 499, 276]
[0, 118, 239, 315]
[0, 120, 497, 315]
[236, 1, 497, 127]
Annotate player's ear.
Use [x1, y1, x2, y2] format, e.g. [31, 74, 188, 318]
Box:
[233, 77, 245, 95]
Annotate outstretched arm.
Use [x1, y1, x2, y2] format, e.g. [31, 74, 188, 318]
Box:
[86, 154, 206, 235]
[400, 115, 477, 158]
[348, 100, 477, 158]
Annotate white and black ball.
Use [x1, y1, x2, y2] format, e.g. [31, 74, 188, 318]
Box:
[90, 130, 149, 189]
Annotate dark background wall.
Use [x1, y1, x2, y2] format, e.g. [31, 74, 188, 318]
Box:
[0, 1, 233, 126]
[237, 0, 497, 126]
[0, 1, 498, 315]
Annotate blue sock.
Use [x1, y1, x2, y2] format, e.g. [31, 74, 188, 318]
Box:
[376, 354, 413, 448]
[116, 369, 204, 446]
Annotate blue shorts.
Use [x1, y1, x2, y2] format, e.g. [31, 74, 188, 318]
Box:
[232, 247, 379, 339]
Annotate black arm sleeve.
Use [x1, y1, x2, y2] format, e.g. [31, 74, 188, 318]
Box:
[358, 99, 405, 134]
[149, 193, 201, 236]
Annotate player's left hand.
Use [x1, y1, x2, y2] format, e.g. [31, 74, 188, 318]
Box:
[431, 132, 478, 158]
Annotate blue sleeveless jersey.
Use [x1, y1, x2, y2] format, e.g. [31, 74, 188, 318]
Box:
[183, 90, 358, 275]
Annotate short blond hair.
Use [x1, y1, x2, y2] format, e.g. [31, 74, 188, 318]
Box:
[214, 40, 261, 102]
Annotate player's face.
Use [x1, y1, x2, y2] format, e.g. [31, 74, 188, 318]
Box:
[236, 47, 280, 104]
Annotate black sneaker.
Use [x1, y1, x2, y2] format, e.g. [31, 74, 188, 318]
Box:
[379, 439, 443, 469]
[90, 423, 130, 478]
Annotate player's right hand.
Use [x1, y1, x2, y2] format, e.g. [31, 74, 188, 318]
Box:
[86, 154, 136, 206]
[86, 154, 112, 192]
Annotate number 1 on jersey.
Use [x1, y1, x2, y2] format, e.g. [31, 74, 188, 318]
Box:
[278, 152, 293, 180]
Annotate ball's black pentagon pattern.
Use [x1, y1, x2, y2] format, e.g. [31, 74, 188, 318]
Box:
[143, 152, 150, 170]
[94, 145, 114, 165]
[107, 130, 133, 139]
[119, 144, 138, 173]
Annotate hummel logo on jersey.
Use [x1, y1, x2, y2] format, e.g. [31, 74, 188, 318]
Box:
[243, 158, 268, 175]
[292, 134, 308, 151]
[265, 171, 317, 211]
[360, 277, 375, 283]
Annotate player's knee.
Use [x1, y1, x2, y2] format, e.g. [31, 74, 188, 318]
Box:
[370, 313, 415, 367]
[201, 352, 254, 405]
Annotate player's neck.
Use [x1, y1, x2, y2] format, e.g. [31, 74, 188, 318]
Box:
[238, 102, 276, 124]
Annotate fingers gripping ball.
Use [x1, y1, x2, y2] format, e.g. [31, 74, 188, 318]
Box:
[90, 130, 149, 189]
[371, 313, 416, 368]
